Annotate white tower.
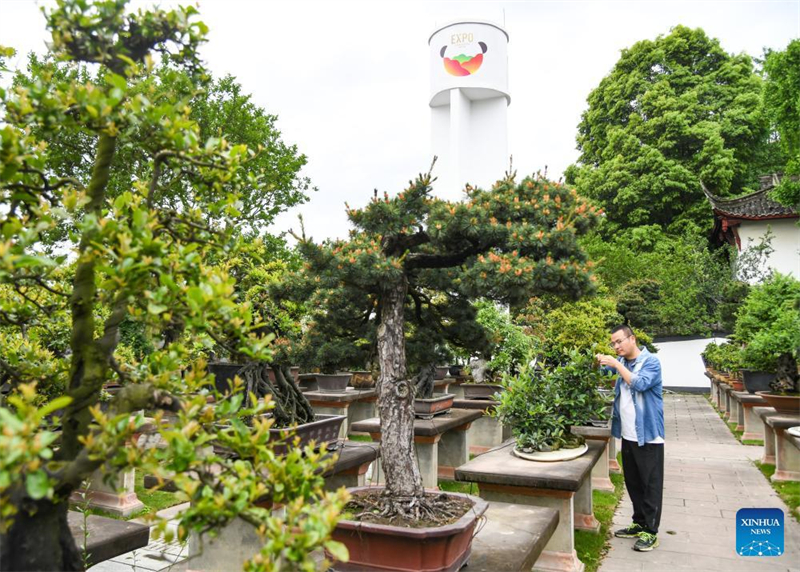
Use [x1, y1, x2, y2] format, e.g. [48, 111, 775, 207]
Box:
[429, 20, 510, 201]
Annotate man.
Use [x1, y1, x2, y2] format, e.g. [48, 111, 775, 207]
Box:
[595, 325, 664, 552]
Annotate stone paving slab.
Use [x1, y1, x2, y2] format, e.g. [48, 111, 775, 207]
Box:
[599, 394, 800, 572]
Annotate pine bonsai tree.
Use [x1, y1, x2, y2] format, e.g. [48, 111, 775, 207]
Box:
[291, 164, 600, 516]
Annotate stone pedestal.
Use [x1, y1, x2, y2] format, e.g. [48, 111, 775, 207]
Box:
[70, 468, 144, 518]
[455, 440, 605, 572]
[608, 438, 621, 474]
[351, 408, 482, 489]
[572, 423, 614, 493]
[730, 391, 745, 431]
[453, 399, 502, 455]
[718, 383, 730, 417]
[304, 388, 378, 439]
[738, 394, 768, 441]
[756, 406, 778, 464]
[761, 412, 800, 482]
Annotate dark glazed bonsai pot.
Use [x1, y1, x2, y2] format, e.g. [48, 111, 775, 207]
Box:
[207, 362, 245, 395]
[297, 373, 319, 392]
[268, 413, 346, 454]
[435, 366, 450, 380]
[330, 486, 488, 572]
[316, 373, 352, 393]
[742, 370, 776, 394]
[462, 383, 503, 401]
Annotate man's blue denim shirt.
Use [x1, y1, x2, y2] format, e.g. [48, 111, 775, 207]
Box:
[607, 347, 665, 446]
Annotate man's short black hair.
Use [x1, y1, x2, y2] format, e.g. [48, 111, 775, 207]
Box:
[611, 324, 634, 338]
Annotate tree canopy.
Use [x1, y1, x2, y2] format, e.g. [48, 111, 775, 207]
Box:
[566, 25, 770, 231]
[763, 39, 800, 208]
[0, 2, 343, 570]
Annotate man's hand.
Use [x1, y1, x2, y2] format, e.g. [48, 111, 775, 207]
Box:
[595, 354, 620, 370]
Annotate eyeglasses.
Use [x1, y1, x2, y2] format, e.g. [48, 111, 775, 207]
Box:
[609, 336, 631, 348]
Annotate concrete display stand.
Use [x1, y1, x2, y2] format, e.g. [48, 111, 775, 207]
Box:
[729, 390, 745, 431]
[453, 399, 503, 454]
[350, 408, 483, 488]
[70, 467, 144, 517]
[733, 392, 768, 441]
[455, 439, 606, 572]
[303, 387, 377, 439]
[67, 512, 150, 567]
[719, 383, 732, 419]
[755, 406, 779, 464]
[571, 423, 614, 492]
[761, 410, 800, 482]
[608, 437, 621, 474]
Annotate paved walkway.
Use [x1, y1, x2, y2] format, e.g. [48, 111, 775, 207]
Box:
[599, 393, 800, 572]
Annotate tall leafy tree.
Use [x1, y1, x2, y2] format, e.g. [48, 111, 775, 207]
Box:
[763, 39, 800, 208]
[289, 167, 599, 515]
[566, 25, 769, 231]
[0, 2, 345, 570]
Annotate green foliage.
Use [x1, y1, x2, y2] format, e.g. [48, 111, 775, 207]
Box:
[494, 352, 612, 452]
[581, 226, 733, 336]
[734, 273, 800, 388]
[473, 300, 534, 376]
[763, 39, 800, 208]
[702, 341, 742, 373]
[0, 2, 343, 569]
[569, 25, 770, 231]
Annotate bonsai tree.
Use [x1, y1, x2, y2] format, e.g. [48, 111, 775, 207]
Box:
[0, 2, 346, 570]
[290, 165, 599, 515]
[735, 273, 800, 393]
[494, 351, 612, 453]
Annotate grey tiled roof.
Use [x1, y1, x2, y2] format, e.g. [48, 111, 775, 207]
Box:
[702, 176, 798, 220]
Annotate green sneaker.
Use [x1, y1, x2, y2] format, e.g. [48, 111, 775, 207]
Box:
[614, 523, 644, 538]
[633, 531, 659, 551]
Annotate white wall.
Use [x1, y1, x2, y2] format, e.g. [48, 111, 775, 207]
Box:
[738, 219, 800, 282]
[652, 337, 720, 390]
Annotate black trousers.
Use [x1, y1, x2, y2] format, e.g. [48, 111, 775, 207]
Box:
[621, 439, 664, 534]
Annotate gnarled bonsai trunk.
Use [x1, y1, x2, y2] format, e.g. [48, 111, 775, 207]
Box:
[0, 490, 83, 571]
[377, 276, 424, 500]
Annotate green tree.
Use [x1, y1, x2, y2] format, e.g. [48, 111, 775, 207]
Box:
[0, 2, 344, 570]
[567, 25, 769, 231]
[289, 167, 599, 514]
[763, 39, 800, 208]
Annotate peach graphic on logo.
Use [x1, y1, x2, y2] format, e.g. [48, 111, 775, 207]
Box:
[440, 42, 488, 76]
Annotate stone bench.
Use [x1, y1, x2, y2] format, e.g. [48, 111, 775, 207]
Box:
[730, 392, 768, 440]
[571, 422, 614, 492]
[463, 502, 559, 572]
[452, 399, 503, 454]
[455, 439, 606, 572]
[67, 511, 150, 567]
[303, 388, 378, 439]
[350, 408, 483, 488]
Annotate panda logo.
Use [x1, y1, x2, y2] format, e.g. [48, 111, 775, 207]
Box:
[440, 42, 487, 76]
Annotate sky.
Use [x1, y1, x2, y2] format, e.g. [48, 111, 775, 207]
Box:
[1, 0, 798, 241]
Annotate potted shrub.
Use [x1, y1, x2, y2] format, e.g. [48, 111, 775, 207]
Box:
[285, 168, 600, 569]
[494, 352, 611, 461]
[735, 274, 800, 412]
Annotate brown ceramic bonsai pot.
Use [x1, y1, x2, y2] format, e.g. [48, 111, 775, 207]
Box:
[414, 393, 455, 419]
[462, 383, 503, 401]
[316, 373, 352, 393]
[730, 379, 745, 392]
[435, 366, 450, 380]
[268, 413, 346, 454]
[330, 486, 488, 572]
[348, 370, 375, 388]
[297, 373, 319, 391]
[756, 391, 800, 415]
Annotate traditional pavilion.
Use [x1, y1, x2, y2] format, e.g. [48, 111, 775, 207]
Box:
[704, 175, 800, 281]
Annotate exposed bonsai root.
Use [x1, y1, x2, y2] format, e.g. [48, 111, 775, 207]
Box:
[345, 490, 473, 528]
[237, 363, 314, 427]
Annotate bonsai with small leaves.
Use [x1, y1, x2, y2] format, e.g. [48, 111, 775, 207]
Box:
[290, 164, 599, 517]
[735, 273, 800, 394]
[494, 352, 612, 453]
[0, 2, 346, 570]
